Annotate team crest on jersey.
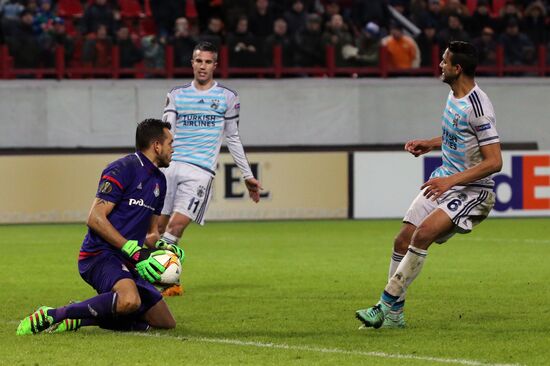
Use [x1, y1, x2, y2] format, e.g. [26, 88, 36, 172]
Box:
[154, 183, 160, 197]
[458, 193, 467, 201]
[197, 185, 206, 198]
[210, 99, 220, 110]
[452, 113, 460, 127]
[99, 181, 112, 194]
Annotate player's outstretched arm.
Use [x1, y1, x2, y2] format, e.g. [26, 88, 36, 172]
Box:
[404, 137, 442, 157]
[86, 198, 127, 249]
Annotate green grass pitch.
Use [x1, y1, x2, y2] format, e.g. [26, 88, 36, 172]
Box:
[1, 218, 549, 365]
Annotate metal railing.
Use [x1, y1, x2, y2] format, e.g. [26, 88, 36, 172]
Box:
[0, 44, 548, 79]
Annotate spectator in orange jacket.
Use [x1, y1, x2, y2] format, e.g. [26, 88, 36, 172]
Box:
[381, 22, 420, 69]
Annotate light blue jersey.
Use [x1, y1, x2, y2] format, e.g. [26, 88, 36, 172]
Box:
[162, 81, 253, 178]
[431, 84, 499, 188]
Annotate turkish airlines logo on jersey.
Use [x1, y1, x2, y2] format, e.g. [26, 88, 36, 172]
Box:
[129, 198, 155, 211]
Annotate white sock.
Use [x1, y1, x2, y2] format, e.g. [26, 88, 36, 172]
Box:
[161, 232, 179, 245]
[388, 251, 404, 281]
[384, 246, 428, 299]
[388, 251, 406, 308]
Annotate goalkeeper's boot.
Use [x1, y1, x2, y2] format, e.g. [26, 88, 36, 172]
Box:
[161, 284, 184, 297]
[355, 303, 389, 329]
[47, 318, 82, 333]
[382, 310, 406, 329]
[16, 306, 55, 335]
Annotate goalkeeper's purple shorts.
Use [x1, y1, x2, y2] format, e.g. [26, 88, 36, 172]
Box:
[78, 250, 162, 316]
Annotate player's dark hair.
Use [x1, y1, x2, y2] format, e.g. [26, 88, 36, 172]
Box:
[193, 41, 218, 60]
[135, 118, 171, 151]
[448, 41, 478, 77]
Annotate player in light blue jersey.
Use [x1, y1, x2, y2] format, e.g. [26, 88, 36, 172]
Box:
[356, 41, 502, 329]
[155, 41, 262, 296]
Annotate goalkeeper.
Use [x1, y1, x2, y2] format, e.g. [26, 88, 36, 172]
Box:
[17, 118, 184, 335]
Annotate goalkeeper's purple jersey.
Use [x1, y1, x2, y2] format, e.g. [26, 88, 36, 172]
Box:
[79, 152, 166, 259]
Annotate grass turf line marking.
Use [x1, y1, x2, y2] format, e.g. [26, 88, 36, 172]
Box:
[131, 332, 522, 366]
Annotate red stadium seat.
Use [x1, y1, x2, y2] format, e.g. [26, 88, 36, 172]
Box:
[57, 0, 84, 17]
[139, 17, 156, 36]
[118, 0, 144, 18]
[466, 0, 477, 15]
[143, 0, 152, 17]
[492, 0, 506, 16]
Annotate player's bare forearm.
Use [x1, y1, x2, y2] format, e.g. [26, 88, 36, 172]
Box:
[421, 143, 502, 200]
[405, 137, 441, 157]
[86, 198, 127, 249]
[144, 215, 161, 248]
[447, 143, 502, 186]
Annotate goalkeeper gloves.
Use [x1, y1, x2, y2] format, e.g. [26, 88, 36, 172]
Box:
[121, 240, 165, 283]
[155, 239, 185, 263]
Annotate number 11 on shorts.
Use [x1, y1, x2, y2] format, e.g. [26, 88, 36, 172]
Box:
[188, 197, 200, 213]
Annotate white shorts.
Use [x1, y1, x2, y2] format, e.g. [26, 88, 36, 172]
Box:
[161, 162, 214, 225]
[403, 185, 495, 244]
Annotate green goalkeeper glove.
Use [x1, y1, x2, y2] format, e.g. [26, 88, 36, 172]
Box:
[121, 240, 165, 283]
[155, 239, 185, 263]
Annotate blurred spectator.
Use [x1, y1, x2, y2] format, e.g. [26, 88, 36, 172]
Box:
[415, 19, 437, 67]
[381, 21, 420, 69]
[472, 26, 497, 65]
[149, 0, 185, 37]
[522, 1, 547, 45]
[284, 0, 307, 36]
[248, 0, 276, 42]
[425, 0, 445, 30]
[499, 18, 535, 65]
[83, 24, 113, 67]
[32, 0, 55, 35]
[437, 13, 469, 50]
[25, 0, 39, 15]
[468, 0, 495, 38]
[263, 17, 293, 66]
[322, 13, 353, 66]
[1, 0, 25, 39]
[82, 0, 118, 36]
[116, 26, 143, 68]
[497, 0, 522, 33]
[198, 16, 224, 50]
[441, 0, 470, 19]
[227, 15, 261, 67]
[410, 0, 428, 26]
[293, 13, 324, 66]
[195, 0, 224, 32]
[6, 10, 41, 68]
[40, 17, 75, 67]
[141, 34, 165, 69]
[345, 21, 380, 66]
[171, 17, 197, 67]
[352, 0, 391, 30]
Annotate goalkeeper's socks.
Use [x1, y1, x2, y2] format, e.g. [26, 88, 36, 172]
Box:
[48, 292, 117, 323]
[99, 318, 150, 331]
[161, 232, 179, 245]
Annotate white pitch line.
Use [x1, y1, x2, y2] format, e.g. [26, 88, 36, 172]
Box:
[455, 237, 550, 244]
[130, 332, 523, 366]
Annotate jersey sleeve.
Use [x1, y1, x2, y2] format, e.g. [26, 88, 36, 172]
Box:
[470, 113, 500, 147]
[162, 91, 177, 132]
[224, 93, 254, 180]
[96, 161, 133, 204]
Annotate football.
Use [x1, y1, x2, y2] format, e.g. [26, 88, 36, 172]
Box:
[152, 250, 182, 285]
